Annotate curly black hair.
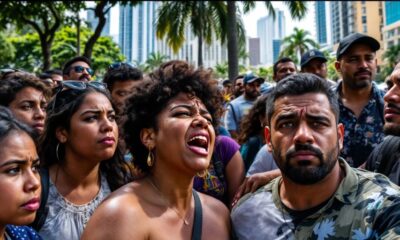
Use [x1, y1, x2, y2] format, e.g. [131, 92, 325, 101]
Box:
[123, 60, 223, 174]
[39, 86, 134, 190]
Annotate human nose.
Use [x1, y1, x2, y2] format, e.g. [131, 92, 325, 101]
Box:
[34, 106, 45, 120]
[191, 115, 209, 129]
[293, 121, 314, 144]
[384, 84, 400, 103]
[24, 169, 41, 193]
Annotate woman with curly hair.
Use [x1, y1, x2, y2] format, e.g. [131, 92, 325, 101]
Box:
[238, 94, 269, 171]
[82, 60, 230, 240]
[34, 81, 134, 239]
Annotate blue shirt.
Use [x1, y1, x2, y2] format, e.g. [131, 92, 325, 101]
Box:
[224, 95, 255, 132]
[335, 81, 385, 167]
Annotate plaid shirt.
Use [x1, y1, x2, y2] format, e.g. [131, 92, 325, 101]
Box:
[335, 81, 385, 167]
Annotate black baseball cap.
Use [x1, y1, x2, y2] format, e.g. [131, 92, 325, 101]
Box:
[243, 72, 264, 85]
[336, 33, 380, 60]
[300, 50, 327, 68]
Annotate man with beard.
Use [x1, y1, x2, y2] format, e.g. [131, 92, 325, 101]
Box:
[62, 56, 94, 82]
[233, 75, 245, 98]
[231, 73, 400, 239]
[225, 72, 263, 140]
[334, 33, 385, 167]
[365, 63, 400, 185]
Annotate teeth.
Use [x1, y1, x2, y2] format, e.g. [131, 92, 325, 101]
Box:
[189, 135, 207, 142]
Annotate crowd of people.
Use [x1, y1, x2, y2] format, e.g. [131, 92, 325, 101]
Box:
[1, 31, 400, 239]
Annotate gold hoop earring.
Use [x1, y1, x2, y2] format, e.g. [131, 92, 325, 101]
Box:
[147, 148, 154, 167]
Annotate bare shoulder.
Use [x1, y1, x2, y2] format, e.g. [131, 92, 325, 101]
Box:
[198, 192, 231, 239]
[81, 182, 150, 240]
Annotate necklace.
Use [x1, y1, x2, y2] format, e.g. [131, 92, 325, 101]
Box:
[147, 177, 191, 225]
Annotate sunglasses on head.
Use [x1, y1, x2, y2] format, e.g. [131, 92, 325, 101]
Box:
[71, 65, 94, 76]
[108, 62, 136, 70]
[50, 81, 108, 112]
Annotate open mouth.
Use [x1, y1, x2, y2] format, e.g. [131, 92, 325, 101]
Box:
[187, 135, 209, 155]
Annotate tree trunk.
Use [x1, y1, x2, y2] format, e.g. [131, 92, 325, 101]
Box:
[83, 0, 107, 60]
[198, 34, 203, 67]
[76, 12, 81, 56]
[227, 1, 238, 82]
[40, 35, 52, 71]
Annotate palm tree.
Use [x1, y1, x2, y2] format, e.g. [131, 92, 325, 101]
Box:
[280, 27, 319, 64]
[214, 62, 229, 79]
[145, 52, 169, 72]
[226, 1, 308, 81]
[383, 44, 400, 69]
[156, 2, 234, 67]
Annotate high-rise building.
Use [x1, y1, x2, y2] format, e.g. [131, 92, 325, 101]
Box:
[86, 6, 111, 37]
[272, 40, 282, 64]
[257, 10, 285, 66]
[248, 38, 260, 66]
[382, 1, 400, 51]
[315, 2, 327, 45]
[330, 1, 384, 64]
[119, 2, 159, 64]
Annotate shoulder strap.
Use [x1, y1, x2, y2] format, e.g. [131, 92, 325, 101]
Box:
[30, 167, 50, 231]
[191, 190, 203, 240]
[375, 136, 400, 175]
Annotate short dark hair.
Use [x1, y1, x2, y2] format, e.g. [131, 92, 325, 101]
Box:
[0, 78, 52, 106]
[45, 69, 63, 76]
[234, 75, 244, 81]
[273, 57, 295, 76]
[266, 73, 339, 126]
[123, 60, 222, 174]
[222, 79, 232, 86]
[62, 56, 92, 75]
[0, 106, 36, 143]
[103, 64, 143, 92]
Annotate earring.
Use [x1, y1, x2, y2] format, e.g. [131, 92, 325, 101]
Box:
[147, 148, 154, 167]
[56, 143, 61, 162]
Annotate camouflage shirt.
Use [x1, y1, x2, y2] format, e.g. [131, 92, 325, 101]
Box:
[231, 159, 400, 240]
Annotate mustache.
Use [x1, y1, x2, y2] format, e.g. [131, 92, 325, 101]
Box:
[354, 69, 371, 76]
[286, 143, 323, 160]
[387, 103, 400, 112]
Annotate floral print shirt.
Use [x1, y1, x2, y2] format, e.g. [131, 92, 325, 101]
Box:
[335, 81, 385, 167]
[231, 159, 400, 240]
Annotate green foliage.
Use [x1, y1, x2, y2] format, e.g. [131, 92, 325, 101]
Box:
[6, 26, 124, 75]
[380, 44, 400, 81]
[279, 27, 319, 65]
[214, 62, 229, 79]
[8, 33, 41, 72]
[0, 32, 16, 68]
[144, 52, 169, 73]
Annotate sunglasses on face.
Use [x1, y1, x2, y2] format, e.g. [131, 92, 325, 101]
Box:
[50, 81, 108, 112]
[71, 65, 94, 76]
[108, 62, 136, 70]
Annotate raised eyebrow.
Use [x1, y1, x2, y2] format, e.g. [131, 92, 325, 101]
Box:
[0, 158, 40, 167]
[80, 109, 115, 116]
[306, 114, 331, 123]
[275, 112, 297, 123]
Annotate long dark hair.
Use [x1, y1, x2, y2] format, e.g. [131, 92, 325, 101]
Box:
[39, 86, 134, 190]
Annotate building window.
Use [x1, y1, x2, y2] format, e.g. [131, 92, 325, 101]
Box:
[362, 6, 366, 14]
[362, 16, 367, 24]
[363, 24, 367, 33]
